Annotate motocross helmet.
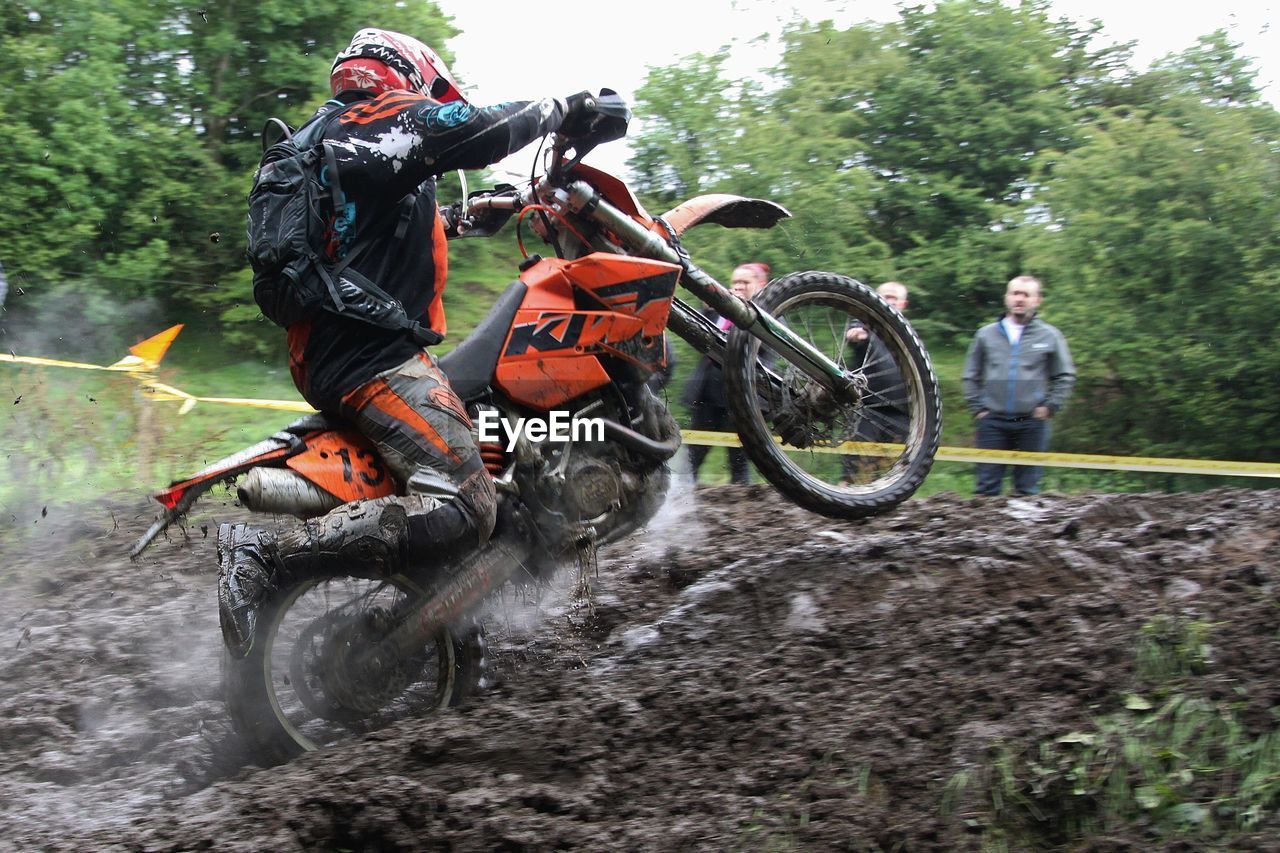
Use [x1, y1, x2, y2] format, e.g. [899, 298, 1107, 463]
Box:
[330, 28, 466, 103]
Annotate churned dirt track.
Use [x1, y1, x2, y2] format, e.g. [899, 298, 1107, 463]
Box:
[1, 485, 1279, 851]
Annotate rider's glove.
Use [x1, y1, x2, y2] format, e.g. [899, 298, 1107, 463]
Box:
[559, 90, 598, 138]
[439, 200, 464, 237]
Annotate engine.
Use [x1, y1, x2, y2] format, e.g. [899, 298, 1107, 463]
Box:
[474, 388, 676, 560]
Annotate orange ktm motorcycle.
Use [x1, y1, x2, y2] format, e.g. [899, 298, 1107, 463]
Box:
[131, 91, 941, 764]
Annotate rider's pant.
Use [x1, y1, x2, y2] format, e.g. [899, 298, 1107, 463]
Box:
[338, 350, 498, 555]
[219, 350, 497, 655]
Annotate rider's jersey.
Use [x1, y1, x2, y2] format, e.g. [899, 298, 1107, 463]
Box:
[287, 90, 567, 412]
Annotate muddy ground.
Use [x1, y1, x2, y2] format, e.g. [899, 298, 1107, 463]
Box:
[1, 484, 1278, 851]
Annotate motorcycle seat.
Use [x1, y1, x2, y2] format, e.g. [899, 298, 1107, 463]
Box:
[438, 279, 528, 401]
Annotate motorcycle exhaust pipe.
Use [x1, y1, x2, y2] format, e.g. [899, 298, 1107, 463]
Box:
[237, 467, 342, 518]
[600, 417, 681, 461]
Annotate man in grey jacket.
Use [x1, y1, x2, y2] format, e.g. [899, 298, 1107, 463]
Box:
[962, 275, 1075, 496]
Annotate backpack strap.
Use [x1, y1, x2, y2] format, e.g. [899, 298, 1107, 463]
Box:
[309, 250, 441, 347]
[323, 140, 348, 211]
[393, 191, 419, 240]
[303, 102, 440, 347]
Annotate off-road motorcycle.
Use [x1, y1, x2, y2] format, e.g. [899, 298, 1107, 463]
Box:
[131, 91, 941, 764]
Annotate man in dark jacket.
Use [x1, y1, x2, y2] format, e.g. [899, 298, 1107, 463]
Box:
[840, 281, 911, 485]
[962, 275, 1075, 497]
[219, 28, 597, 654]
[681, 262, 768, 484]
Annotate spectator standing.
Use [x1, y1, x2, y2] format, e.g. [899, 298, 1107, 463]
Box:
[681, 262, 769, 485]
[840, 281, 911, 485]
[0, 260, 8, 310]
[962, 275, 1075, 496]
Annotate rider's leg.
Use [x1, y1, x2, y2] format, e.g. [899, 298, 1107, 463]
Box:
[340, 350, 497, 553]
[217, 495, 413, 654]
[219, 350, 496, 656]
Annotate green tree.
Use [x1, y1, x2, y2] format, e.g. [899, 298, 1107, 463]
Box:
[1142, 30, 1266, 107]
[1028, 96, 1280, 460]
[630, 51, 736, 208]
[0, 1, 457, 342]
[769, 1, 1126, 334]
[629, 42, 891, 293]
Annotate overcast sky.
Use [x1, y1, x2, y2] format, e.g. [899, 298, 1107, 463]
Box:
[432, 0, 1277, 178]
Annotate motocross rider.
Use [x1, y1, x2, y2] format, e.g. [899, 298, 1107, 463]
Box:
[219, 28, 598, 655]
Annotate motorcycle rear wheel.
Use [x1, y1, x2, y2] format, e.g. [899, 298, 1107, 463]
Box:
[724, 271, 941, 519]
[224, 574, 485, 766]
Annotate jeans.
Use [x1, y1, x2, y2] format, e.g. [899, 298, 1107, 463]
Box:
[974, 415, 1051, 496]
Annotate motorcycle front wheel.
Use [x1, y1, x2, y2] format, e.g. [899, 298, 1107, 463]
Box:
[724, 271, 941, 519]
[224, 574, 485, 766]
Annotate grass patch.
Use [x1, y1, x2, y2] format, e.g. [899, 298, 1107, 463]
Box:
[943, 617, 1280, 847]
[1, 356, 302, 515]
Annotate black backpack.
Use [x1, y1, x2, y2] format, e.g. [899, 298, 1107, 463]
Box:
[245, 102, 441, 346]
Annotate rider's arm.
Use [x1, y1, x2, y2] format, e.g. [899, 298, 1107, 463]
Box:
[419, 98, 568, 174]
[332, 94, 567, 197]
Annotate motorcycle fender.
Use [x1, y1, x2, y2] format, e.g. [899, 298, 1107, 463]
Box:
[151, 435, 302, 510]
[659, 194, 792, 237]
[286, 430, 397, 502]
[135, 435, 304, 559]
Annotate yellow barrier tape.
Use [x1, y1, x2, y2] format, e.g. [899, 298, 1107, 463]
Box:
[6, 327, 1278, 479]
[0, 353, 151, 372]
[2, 325, 316, 416]
[681, 429, 1280, 479]
[137, 378, 316, 415]
[932, 446, 1280, 478]
[0, 324, 184, 374]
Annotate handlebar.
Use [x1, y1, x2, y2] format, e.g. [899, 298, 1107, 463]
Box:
[447, 187, 524, 237]
[451, 88, 630, 233]
[467, 194, 521, 212]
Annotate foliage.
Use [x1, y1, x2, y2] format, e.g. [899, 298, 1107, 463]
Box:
[1027, 82, 1280, 460]
[630, 51, 736, 207]
[625, 2, 1278, 466]
[0, 0, 456, 336]
[630, 1, 1129, 333]
[943, 618, 1280, 845]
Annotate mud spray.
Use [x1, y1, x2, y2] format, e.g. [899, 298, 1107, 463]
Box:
[477, 471, 704, 686]
[0, 448, 702, 838]
[0, 490, 253, 838]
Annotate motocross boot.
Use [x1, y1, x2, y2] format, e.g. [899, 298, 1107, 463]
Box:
[404, 467, 498, 557]
[217, 498, 411, 657]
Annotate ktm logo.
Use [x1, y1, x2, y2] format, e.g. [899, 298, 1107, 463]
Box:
[504, 313, 590, 356]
